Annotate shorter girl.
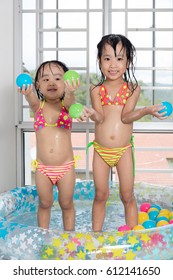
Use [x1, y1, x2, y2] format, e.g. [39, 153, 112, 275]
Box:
[89, 34, 167, 231]
[18, 60, 79, 230]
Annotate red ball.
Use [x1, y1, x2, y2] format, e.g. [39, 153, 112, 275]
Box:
[118, 225, 131, 232]
[140, 202, 151, 212]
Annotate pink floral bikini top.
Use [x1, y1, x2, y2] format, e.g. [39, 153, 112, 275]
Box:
[100, 82, 130, 106]
[34, 100, 72, 131]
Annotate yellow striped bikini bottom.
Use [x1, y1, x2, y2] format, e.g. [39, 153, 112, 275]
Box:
[86, 136, 135, 176]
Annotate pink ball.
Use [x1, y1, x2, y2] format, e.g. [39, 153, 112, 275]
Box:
[169, 219, 173, 224]
[118, 225, 131, 232]
[140, 202, 151, 212]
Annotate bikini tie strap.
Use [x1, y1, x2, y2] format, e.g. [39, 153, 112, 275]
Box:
[86, 141, 94, 154]
[130, 135, 135, 177]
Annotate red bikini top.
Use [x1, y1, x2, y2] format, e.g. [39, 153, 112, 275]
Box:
[100, 82, 130, 106]
[34, 100, 72, 131]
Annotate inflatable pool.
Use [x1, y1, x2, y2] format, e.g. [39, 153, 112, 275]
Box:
[0, 180, 173, 260]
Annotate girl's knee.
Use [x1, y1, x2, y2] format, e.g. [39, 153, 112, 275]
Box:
[59, 198, 74, 211]
[95, 188, 109, 203]
[120, 190, 135, 205]
[39, 198, 53, 209]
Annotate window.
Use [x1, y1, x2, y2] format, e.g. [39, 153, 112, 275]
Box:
[14, 0, 173, 186]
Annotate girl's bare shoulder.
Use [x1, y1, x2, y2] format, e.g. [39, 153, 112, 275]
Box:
[90, 84, 101, 96]
[127, 83, 141, 96]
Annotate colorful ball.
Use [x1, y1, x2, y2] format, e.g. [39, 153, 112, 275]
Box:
[150, 204, 162, 211]
[147, 207, 159, 214]
[159, 209, 170, 219]
[142, 220, 156, 229]
[140, 202, 151, 212]
[69, 103, 83, 119]
[148, 210, 159, 221]
[118, 225, 131, 232]
[138, 212, 149, 224]
[157, 212, 170, 220]
[63, 70, 79, 84]
[16, 73, 32, 89]
[169, 212, 173, 219]
[159, 208, 170, 214]
[156, 216, 169, 223]
[133, 225, 145, 231]
[156, 220, 169, 227]
[159, 101, 173, 116]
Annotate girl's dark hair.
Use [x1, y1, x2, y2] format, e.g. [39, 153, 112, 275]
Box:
[34, 60, 69, 100]
[96, 34, 138, 93]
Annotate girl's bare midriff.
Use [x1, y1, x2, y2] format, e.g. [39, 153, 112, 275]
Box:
[94, 105, 133, 148]
[36, 127, 74, 165]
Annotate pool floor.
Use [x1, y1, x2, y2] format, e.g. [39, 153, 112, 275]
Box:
[7, 200, 125, 231]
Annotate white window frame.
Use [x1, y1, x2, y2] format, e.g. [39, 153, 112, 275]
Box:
[14, 0, 173, 186]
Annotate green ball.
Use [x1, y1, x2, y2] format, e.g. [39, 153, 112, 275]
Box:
[63, 70, 79, 84]
[69, 103, 83, 119]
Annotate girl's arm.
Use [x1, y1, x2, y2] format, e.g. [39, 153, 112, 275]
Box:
[89, 85, 104, 123]
[63, 80, 79, 109]
[121, 85, 167, 124]
[18, 84, 40, 114]
[73, 85, 104, 123]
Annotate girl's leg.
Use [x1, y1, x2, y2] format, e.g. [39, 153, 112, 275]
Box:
[116, 147, 138, 229]
[92, 151, 110, 231]
[57, 166, 76, 231]
[35, 171, 53, 229]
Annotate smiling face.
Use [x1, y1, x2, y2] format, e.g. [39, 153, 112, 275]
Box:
[36, 63, 65, 101]
[99, 42, 128, 82]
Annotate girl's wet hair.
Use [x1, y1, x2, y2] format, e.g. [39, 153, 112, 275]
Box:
[34, 60, 69, 100]
[96, 34, 138, 93]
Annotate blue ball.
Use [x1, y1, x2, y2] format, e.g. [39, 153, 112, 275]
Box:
[156, 216, 169, 223]
[148, 210, 159, 221]
[150, 204, 162, 211]
[159, 101, 173, 116]
[16, 73, 32, 89]
[142, 220, 156, 229]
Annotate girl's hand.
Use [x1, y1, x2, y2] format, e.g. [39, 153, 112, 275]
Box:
[64, 79, 80, 94]
[77, 106, 96, 122]
[63, 80, 80, 108]
[18, 84, 34, 96]
[147, 104, 168, 120]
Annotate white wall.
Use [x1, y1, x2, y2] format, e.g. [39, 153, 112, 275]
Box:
[0, 0, 16, 192]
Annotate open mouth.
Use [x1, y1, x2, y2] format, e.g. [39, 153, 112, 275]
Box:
[48, 88, 57, 92]
[109, 71, 118, 75]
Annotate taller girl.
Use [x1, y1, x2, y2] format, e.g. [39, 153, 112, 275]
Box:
[90, 34, 166, 231]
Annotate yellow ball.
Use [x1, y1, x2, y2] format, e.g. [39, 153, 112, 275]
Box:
[133, 225, 145, 231]
[148, 207, 159, 214]
[157, 213, 169, 219]
[169, 212, 173, 220]
[156, 220, 169, 227]
[138, 212, 149, 224]
[160, 208, 170, 213]
[159, 209, 170, 219]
